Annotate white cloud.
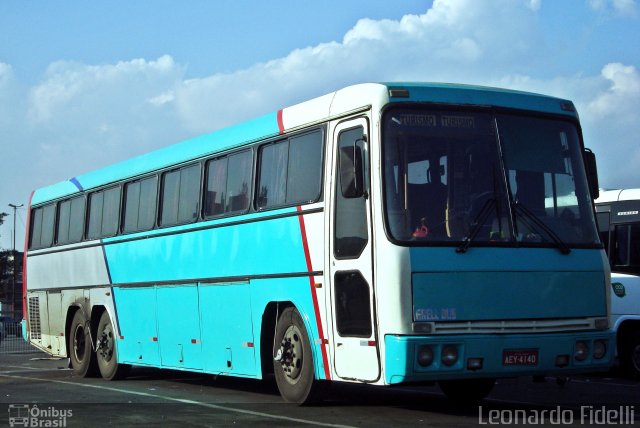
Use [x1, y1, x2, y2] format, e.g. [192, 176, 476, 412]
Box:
[589, 0, 638, 16]
[171, 0, 541, 133]
[587, 62, 640, 116]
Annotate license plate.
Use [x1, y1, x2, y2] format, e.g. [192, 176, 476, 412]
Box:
[503, 349, 538, 366]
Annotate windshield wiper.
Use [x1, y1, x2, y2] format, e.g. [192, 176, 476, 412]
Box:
[457, 197, 496, 254]
[512, 201, 571, 255]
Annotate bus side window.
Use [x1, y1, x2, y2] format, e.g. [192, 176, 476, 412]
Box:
[257, 141, 288, 209]
[334, 126, 368, 259]
[87, 186, 121, 239]
[57, 196, 86, 244]
[123, 176, 158, 233]
[29, 204, 55, 249]
[160, 164, 201, 227]
[596, 211, 610, 256]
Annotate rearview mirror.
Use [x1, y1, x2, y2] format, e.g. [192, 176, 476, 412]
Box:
[583, 148, 599, 200]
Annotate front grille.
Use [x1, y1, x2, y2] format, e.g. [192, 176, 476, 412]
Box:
[431, 318, 595, 334]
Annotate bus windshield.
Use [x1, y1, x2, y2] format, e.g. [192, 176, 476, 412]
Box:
[382, 107, 599, 248]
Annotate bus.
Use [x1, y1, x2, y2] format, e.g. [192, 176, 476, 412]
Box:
[22, 83, 614, 404]
[595, 188, 640, 378]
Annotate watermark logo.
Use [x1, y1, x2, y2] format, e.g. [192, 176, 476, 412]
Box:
[478, 405, 635, 425]
[8, 404, 73, 427]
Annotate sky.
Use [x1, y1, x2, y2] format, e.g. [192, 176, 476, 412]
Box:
[1, 0, 639, 250]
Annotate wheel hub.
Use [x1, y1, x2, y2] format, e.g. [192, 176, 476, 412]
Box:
[97, 325, 114, 361]
[278, 325, 303, 384]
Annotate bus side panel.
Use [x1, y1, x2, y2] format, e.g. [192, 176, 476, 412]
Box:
[199, 282, 256, 376]
[45, 291, 64, 356]
[27, 243, 110, 290]
[103, 209, 308, 285]
[113, 287, 161, 367]
[156, 284, 203, 370]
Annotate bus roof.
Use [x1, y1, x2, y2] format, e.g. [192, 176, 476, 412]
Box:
[596, 189, 640, 203]
[31, 82, 577, 206]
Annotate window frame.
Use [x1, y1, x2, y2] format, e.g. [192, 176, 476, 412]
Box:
[159, 162, 203, 228]
[122, 174, 159, 234]
[254, 127, 325, 212]
[55, 194, 86, 246]
[203, 148, 253, 220]
[86, 185, 122, 240]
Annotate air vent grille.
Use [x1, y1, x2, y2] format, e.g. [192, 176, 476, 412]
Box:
[28, 296, 41, 340]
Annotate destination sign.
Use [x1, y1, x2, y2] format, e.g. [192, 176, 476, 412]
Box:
[393, 114, 476, 129]
[394, 114, 437, 127]
[441, 115, 475, 129]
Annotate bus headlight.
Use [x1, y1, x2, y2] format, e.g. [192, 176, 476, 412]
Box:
[441, 345, 459, 367]
[593, 340, 607, 360]
[574, 341, 589, 361]
[417, 345, 434, 367]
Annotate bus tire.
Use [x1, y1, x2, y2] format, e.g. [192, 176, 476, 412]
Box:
[620, 330, 640, 379]
[439, 378, 495, 405]
[96, 311, 130, 380]
[68, 310, 97, 377]
[273, 307, 318, 404]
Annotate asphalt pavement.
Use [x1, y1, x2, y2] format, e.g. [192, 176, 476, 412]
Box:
[1, 350, 638, 427]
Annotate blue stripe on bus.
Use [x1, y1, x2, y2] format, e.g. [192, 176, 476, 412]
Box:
[69, 177, 84, 191]
[100, 240, 113, 284]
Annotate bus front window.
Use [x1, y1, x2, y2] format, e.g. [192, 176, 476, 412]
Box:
[382, 107, 599, 248]
[498, 115, 599, 246]
[382, 109, 512, 243]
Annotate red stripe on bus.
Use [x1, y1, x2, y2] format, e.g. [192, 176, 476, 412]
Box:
[277, 109, 285, 134]
[23, 191, 35, 327]
[296, 206, 331, 381]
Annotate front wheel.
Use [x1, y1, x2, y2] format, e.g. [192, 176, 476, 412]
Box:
[272, 307, 319, 404]
[439, 378, 495, 405]
[68, 310, 97, 377]
[619, 331, 640, 379]
[96, 311, 130, 380]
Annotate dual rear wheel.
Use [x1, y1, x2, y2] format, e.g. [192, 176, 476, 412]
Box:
[68, 310, 129, 380]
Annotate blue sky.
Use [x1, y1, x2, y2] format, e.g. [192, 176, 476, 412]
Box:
[1, 0, 639, 249]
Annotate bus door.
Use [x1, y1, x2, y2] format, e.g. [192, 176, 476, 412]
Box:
[328, 117, 380, 381]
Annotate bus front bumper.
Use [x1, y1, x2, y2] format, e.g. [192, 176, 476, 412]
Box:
[384, 331, 615, 384]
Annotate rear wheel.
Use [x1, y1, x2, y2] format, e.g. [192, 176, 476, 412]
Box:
[439, 378, 495, 405]
[273, 307, 318, 404]
[68, 310, 97, 377]
[96, 311, 130, 380]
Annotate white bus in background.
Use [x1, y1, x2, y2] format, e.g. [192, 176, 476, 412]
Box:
[595, 188, 640, 378]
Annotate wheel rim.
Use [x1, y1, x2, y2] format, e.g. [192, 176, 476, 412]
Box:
[98, 323, 114, 363]
[73, 324, 86, 362]
[278, 325, 304, 384]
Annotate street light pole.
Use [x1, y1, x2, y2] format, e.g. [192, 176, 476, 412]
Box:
[8, 203, 23, 322]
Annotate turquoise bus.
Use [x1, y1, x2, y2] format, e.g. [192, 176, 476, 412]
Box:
[23, 83, 613, 403]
